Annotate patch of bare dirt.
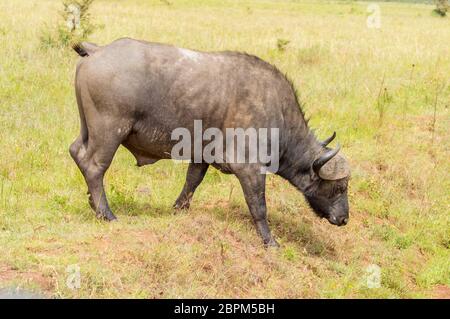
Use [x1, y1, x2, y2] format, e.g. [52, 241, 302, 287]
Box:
[433, 285, 450, 299]
[0, 265, 54, 293]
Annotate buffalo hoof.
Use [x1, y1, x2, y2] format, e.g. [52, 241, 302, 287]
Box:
[97, 211, 117, 221]
[264, 238, 280, 249]
[173, 201, 190, 210]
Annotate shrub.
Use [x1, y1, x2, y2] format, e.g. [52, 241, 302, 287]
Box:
[277, 38, 290, 52]
[433, 0, 449, 17]
[40, 0, 97, 48]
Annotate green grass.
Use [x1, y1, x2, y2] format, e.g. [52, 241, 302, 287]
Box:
[0, 0, 449, 298]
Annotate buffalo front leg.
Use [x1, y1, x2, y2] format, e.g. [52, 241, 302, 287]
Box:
[69, 133, 121, 221]
[236, 170, 279, 247]
[173, 163, 209, 210]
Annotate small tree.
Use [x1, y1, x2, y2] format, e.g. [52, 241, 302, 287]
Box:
[40, 0, 97, 48]
[60, 0, 96, 45]
[434, 0, 449, 17]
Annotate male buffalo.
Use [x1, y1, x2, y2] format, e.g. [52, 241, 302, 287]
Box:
[70, 38, 350, 247]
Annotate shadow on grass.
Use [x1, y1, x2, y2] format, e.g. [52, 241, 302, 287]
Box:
[111, 201, 175, 218]
[88, 193, 336, 257]
[270, 212, 337, 258]
[69, 194, 175, 221]
[197, 201, 337, 258]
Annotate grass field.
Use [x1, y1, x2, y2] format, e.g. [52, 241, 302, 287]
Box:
[0, 0, 449, 298]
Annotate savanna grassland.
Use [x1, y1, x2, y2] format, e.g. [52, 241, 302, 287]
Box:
[0, 0, 449, 298]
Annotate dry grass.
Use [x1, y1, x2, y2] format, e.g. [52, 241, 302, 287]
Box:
[0, 0, 449, 298]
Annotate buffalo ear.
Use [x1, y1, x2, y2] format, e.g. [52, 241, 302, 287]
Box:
[318, 154, 350, 180]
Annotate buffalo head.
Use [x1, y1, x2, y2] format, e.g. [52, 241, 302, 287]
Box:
[304, 133, 351, 226]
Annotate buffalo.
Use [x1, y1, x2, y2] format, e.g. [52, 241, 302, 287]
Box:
[70, 38, 350, 247]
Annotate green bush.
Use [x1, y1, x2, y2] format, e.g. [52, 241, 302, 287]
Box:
[40, 0, 97, 48]
[276, 38, 290, 52]
[434, 0, 449, 16]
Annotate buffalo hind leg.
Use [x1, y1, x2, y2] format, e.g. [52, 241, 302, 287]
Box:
[173, 163, 209, 210]
[69, 131, 121, 221]
[236, 169, 279, 248]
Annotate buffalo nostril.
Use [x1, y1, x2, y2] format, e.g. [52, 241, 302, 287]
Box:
[341, 217, 348, 225]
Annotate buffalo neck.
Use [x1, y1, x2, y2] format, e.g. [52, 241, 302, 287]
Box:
[277, 123, 323, 193]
